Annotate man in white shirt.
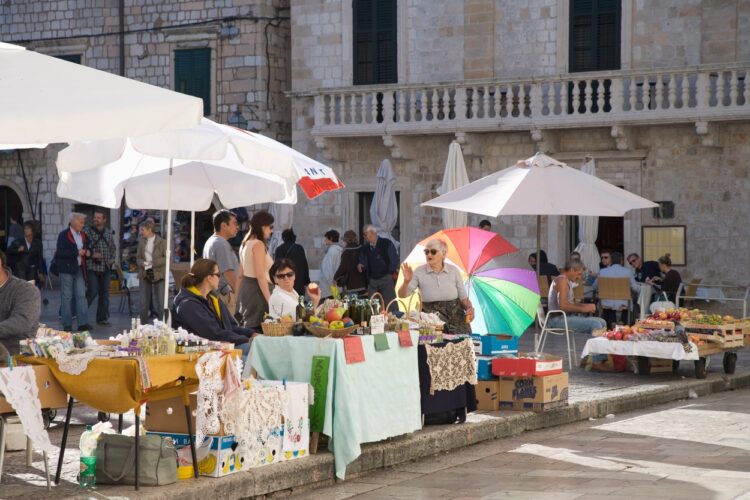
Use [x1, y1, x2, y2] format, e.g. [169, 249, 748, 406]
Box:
[593, 251, 639, 328]
[320, 230, 343, 299]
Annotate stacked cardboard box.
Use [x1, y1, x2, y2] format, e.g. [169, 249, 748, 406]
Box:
[472, 334, 519, 411]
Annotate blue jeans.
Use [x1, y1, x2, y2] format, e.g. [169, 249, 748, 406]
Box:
[547, 314, 607, 335]
[60, 269, 89, 330]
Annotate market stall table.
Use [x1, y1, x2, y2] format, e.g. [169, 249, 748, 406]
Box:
[249, 332, 421, 479]
[18, 352, 238, 488]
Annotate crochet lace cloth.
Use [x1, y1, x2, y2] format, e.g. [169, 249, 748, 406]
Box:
[195, 352, 226, 448]
[0, 367, 55, 452]
[53, 349, 99, 375]
[424, 339, 478, 395]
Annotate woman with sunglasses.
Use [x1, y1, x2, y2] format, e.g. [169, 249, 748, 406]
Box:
[173, 258, 257, 356]
[237, 210, 274, 329]
[267, 258, 321, 319]
[397, 238, 474, 333]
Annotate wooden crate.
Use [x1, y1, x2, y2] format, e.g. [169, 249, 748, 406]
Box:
[683, 322, 745, 348]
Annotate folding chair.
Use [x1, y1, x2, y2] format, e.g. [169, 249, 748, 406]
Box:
[597, 277, 634, 326]
[537, 275, 550, 308]
[535, 304, 577, 371]
[111, 267, 133, 315]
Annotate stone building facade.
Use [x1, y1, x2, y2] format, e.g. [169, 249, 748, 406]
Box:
[0, 0, 290, 265]
[289, 0, 750, 306]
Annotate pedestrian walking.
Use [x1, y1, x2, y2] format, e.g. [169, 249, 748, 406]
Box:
[237, 210, 274, 329]
[320, 229, 343, 300]
[84, 209, 116, 325]
[55, 212, 91, 332]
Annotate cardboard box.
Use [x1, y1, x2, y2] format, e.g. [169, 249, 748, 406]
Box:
[0, 365, 68, 413]
[471, 334, 519, 357]
[475, 380, 500, 411]
[497, 373, 568, 412]
[476, 356, 496, 381]
[492, 352, 563, 377]
[147, 431, 250, 477]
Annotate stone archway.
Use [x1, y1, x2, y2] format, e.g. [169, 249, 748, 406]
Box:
[0, 181, 28, 248]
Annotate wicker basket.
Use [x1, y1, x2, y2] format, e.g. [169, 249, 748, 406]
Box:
[261, 322, 294, 337]
[303, 322, 359, 338]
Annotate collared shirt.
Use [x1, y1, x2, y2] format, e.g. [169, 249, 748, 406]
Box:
[84, 225, 116, 273]
[268, 286, 299, 319]
[204, 234, 240, 293]
[407, 263, 467, 303]
[71, 228, 83, 266]
[144, 236, 155, 270]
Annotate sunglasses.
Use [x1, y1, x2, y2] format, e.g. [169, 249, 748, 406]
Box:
[210, 272, 221, 278]
[275, 271, 295, 279]
[628, 259, 637, 265]
[423, 249, 439, 256]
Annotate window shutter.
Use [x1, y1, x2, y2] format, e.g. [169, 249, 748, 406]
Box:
[55, 54, 82, 64]
[570, 0, 620, 72]
[353, 0, 397, 85]
[175, 48, 211, 115]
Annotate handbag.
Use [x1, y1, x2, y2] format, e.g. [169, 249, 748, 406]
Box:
[95, 433, 178, 486]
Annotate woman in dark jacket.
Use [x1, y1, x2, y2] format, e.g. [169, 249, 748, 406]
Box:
[174, 258, 257, 356]
[651, 253, 682, 302]
[273, 228, 310, 295]
[334, 230, 367, 296]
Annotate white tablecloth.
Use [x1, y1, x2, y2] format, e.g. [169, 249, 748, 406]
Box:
[582, 337, 699, 361]
[638, 283, 654, 319]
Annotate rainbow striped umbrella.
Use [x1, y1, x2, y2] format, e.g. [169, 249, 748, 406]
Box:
[397, 227, 540, 337]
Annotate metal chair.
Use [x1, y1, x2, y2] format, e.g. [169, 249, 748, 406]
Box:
[535, 304, 577, 370]
[111, 267, 133, 315]
[596, 277, 634, 325]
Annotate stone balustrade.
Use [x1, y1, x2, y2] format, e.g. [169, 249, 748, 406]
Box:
[304, 65, 750, 137]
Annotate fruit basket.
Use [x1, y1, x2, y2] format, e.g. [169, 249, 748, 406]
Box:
[303, 322, 358, 338]
[261, 322, 295, 337]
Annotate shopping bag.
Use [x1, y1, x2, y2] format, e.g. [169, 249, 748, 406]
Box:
[95, 434, 178, 486]
[650, 292, 675, 314]
[308, 355, 330, 433]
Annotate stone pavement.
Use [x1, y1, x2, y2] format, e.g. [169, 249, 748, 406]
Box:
[2, 289, 748, 498]
[294, 388, 750, 499]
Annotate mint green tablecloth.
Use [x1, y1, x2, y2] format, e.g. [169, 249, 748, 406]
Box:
[249, 332, 421, 478]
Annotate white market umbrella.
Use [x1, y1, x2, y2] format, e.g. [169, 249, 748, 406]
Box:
[57, 119, 343, 319]
[0, 42, 202, 144]
[423, 152, 658, 276]
[437, 141, 470, 229]
[574, 157, 600, 273]
[369, 159, 399, 251]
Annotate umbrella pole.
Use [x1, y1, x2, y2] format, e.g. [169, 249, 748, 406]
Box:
[164, 160, 173, 325]
[190, 211, 195, 267]
[536, 215, 541, 279]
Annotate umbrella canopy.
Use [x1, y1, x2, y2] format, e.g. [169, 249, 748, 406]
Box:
[574, 157, 600, 273]
[58, 118, 344, 199]
[422, 152, 657, 217]
[397, 227, 540, 337]
[0, 42, 202, 144]
[369, 159, 399, 249]
[437, 141, 470, 229]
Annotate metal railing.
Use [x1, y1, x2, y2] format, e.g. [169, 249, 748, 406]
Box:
[676, 283, 749, 318]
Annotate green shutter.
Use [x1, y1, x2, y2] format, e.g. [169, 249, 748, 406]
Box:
[353, 0, 397, 85]
[570, 0, 620, 72]
[174, 48, 211, 115]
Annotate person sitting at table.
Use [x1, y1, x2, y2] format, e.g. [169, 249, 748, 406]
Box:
[397, 238, 474, 333]
[174, 258, 257, 356]
[548, 259, 606, 335]
[0, 250, 41, 355]
[593, 252, 639, 328]
[648, 254, 682, 302]
[268, 258, 321, 320]
[627, 253, 661, 283]
[529, 250, 560, 279]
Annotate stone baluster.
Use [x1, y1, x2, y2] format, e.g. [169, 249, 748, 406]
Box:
[559, 81, 568, 115]
[314, 94, 326, 126]
[571, 81, 581, 114]
[716, 72, 726, 106]
[398, 89, 407, 122]
[430, 89, 438, 120]
[415, 89, 424, 121]
[729, 70, 739, 106]
[609, 77, 623, 114]
[382, 91, 395, 124]
[595, 79, 605, 112]
[697, 72, 711, 109]
[681, 74, 691, 108]
[528, 82, 542, 118]
[582, 80, 592, 113]
[653, 75, 664, 110]
[666, 75, 677, 109]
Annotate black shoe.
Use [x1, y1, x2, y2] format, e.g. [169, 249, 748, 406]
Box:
[97, 320, 111, 326]
[78, 324, 93, 332]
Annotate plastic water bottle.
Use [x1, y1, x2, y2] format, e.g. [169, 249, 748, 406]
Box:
[79, 425, 97, 489]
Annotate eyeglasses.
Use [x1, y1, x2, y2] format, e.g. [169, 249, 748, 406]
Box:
[210, 272, 221, 278]
[275, 271, 295, 279]
[423, 249, 439, 256]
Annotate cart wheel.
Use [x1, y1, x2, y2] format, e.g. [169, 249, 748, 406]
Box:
[42, 411, 51, 430]
[48, 409, 57, 421]
[637, 356, 651, 375]
[672, 360, 680, 374]
[723, 352, 738, 375]
[97, 411, 111, 422]
[694, 357, 707, 379]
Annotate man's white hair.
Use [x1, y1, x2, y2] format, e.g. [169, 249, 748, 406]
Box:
[70, 212, 86, 223]
[364, 224, 377, 234]
[425, 238, 448, 255]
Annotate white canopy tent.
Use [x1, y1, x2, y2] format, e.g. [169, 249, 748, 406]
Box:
[0, 42, 202, 144]
[422, 152, 658, 276]
[437, 141, 470, 229]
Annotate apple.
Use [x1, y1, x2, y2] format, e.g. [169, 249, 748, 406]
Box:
[325, 308, 343, 323]
[658, 312, 668, 320]
[614, 332, 623, 341]
[320, 321, 329, 328]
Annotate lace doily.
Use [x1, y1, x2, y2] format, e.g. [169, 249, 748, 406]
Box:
[53, 349, 99, 375]
[195, 351, 226, 447]
[0, 367, 55, 452]
[424, 339, 477, 395]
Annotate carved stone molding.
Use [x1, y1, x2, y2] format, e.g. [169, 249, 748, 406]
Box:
[610, 125, 634, 151]
[695, 121, 720, 147]
[313, 136, 334, 161]
[530, 129, 559, 154]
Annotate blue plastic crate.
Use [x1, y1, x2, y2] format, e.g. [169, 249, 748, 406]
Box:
[471, 334, 519, 357]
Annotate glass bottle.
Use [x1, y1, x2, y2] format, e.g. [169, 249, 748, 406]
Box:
[296, 295, 306, 322]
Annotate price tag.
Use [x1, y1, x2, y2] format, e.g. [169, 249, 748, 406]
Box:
[370, 314, 386, 335]
[398, 330, 413, 347]
[373, 332, 390, 351]
[343, 336, 366, 364]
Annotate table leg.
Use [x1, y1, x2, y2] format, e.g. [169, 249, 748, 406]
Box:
[43, 451, 50, 491]
[0, 416, 7, 484]
[134, 411, 140, 491]
[26, 437, 32, 466]
[118, 414, 123, 433]
[55, 396, 74, 485]
[184, 403, 198, 478]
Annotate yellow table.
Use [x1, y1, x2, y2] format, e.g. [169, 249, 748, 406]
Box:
[17, 351, 239, 488]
